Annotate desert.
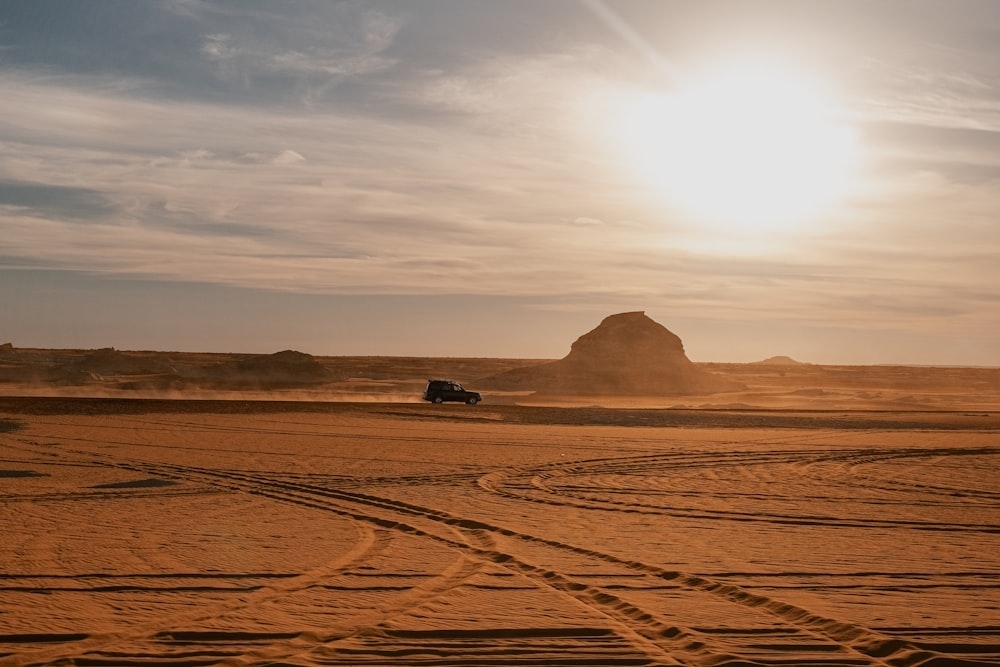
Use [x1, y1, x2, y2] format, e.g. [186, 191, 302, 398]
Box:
[5, 2, 1000, 665]
[1, 315, 999, 667]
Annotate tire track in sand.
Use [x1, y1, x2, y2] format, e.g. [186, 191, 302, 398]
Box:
[87, 449, 991, 666]
[4, 440, 741, 666]
[7, 439, 994, 666]
[483, 449, 1000, 532]
[0, 440, 494, 667]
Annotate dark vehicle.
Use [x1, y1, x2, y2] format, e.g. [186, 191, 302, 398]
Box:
[423, 379, 482, 404]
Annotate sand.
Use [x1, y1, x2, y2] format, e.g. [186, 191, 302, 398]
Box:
[1, 395, 998, 667]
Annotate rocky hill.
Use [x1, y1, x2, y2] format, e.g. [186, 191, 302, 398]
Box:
[214, 350, 338, 388]
[752, 355, 808, 365]
[481, 311, 743, 395]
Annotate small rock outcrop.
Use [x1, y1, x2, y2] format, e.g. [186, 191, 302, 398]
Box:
[752, 355, 807, 365]
[71, 348, 176, 375]
[482, 311, 742, 395]
[221, 350, 336, 387]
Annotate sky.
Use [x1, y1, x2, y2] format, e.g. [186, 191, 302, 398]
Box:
[1, 0, 998, 365]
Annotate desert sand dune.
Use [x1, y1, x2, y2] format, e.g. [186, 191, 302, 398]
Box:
[1, 399, 998, 666]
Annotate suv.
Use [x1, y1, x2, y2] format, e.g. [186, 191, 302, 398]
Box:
[423, 379, 482, 404]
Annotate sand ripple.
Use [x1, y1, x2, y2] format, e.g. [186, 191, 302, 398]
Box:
[1, 401, 997, 666]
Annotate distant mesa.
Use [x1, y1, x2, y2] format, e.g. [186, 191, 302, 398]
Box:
[219, 349, 340, 387]
[235, 350, 330, 377]
[41, 347, 342, 390]
[112, 349, 341, 391]
[482, 311, 743, 395]
[752, 355, 808, 366]
[72, 347, 176, 376]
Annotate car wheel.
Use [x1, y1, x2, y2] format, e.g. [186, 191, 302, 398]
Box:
[466, 397, 479, 405]
[432, 396, 444, 404]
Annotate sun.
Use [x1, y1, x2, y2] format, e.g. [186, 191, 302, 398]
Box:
[618, 61, 860, 235]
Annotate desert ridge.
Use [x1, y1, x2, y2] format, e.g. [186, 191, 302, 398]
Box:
[1, 312, 999, 411]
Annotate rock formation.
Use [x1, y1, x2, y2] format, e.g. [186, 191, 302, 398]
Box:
[221, 349, 337, 387]
[71, 347, 176, 376]
[752, 355, 807, 365]
[482, 311, 742, 395]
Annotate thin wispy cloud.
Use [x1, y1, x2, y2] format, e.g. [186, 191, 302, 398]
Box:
[860, 64, 1000, 133]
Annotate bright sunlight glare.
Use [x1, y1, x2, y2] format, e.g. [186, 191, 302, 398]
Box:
[619, 62, 861, 235]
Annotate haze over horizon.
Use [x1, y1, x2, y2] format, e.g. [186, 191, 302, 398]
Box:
[2, 1, 998, 366]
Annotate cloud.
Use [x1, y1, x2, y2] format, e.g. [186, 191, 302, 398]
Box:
[0, 0, 998, 353]
[403, 46, 619, 121]
[857, 57, 1000, 133]
[0, 60, 995, 323]
[193, 5, 402, 101]
[0, 64, 617, 294]
[0, 180, 118, 220]
[272, 150, 306, 165]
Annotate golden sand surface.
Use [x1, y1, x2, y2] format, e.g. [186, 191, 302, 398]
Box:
[1, 398, 998, 666]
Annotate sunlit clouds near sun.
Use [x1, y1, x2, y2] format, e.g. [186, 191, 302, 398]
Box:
[613, 60, 862, 237]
